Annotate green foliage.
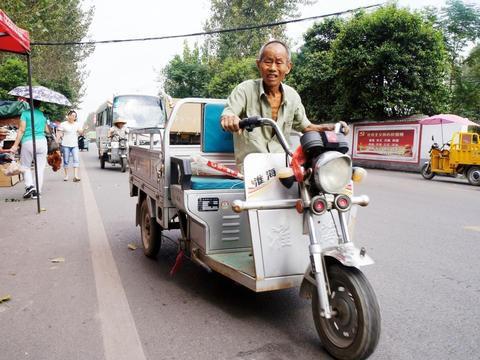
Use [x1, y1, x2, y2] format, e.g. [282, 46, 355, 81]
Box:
[161, 0, 314, 99]
[162, 42, 211, 98]
[0, 57, 28, 99]
[0, 1, 94, 120]
[330, 6, 448, 121]
[422, 1, 480, 116]
[452, 45, 480, 119]
[207, 57, 258, 98]
[292, 7, 450, 122]
[423, 0, 480, 64]
[204, 0, 313, 60]
[287, 18, 344, 121]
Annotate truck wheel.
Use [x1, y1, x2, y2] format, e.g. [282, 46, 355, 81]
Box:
[140, 199, 161, 258]
[421, 163, 435, 180]
[312, 264, 381, 360]
[467, 166, 480, 186]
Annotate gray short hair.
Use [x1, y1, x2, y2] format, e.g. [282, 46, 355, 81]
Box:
[257, 40, 291, 62]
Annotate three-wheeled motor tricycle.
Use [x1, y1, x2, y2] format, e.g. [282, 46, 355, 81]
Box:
[100, 134, 128, 172]
[421, 131, 480, 185]
[128, 98, 381, 360]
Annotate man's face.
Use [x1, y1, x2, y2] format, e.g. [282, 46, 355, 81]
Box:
[256, 43, 292, 89]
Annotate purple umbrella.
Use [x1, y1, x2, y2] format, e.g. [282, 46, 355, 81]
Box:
[8, 85, 71, 106]
[419, 114, 478, 144]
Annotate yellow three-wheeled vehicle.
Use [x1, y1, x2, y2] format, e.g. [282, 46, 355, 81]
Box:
[421, 131, 480, 185]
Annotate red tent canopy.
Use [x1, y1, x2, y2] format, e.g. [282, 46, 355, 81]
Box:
[0, 9, 30, 54]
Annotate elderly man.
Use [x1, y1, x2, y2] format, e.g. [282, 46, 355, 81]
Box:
[221, 39, 348, 172]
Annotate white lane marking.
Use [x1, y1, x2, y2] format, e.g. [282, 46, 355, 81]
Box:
[80, 161, 147, 360]
[464, 226, 480, 232]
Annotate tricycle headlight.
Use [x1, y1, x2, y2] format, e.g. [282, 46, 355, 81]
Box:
[313, 152, 352, 194]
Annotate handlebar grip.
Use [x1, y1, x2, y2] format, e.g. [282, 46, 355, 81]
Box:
[239, 116, 263, 131]
[335, 122, 349, 135]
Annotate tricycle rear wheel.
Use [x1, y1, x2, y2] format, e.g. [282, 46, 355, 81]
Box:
[421, 163, 435, 180]
[140, 199, 161, 258]
[312, 264, 381, 360]
[120, 157, 127, 172]
[467, 166, 480, 186]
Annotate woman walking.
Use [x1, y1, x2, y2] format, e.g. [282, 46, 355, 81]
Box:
[57, 110, 83, 182]
[10, 100, 50, 199]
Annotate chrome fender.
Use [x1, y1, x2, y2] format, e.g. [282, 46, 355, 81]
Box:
[299, 243, 374, 299]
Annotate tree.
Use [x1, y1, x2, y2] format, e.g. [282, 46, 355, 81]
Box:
[452, 45, 480, 119]
[331, 5, 449, 121]
[422, 0, 480, 89]
[0, 57, 28, 99]
[288, 18, 344, 121]
[161, 1, 315, 99]
[207, 57, 257, 98]
[0, 0, 94, 119]
[203, 0, 313, 60]
[161, 42, 211, 98]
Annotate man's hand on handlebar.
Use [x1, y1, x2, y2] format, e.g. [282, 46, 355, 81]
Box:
[221, 114, 242, 134]
[304, 121, 350, 135]
[337, 121, 350, 135]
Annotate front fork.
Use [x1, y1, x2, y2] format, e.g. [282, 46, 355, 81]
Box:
[302, 184, 353, 319]
[300, 184, 333, 318]
[306, 212, 334, 319]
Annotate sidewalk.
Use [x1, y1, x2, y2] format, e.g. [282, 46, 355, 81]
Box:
[0, 159, 104, 359]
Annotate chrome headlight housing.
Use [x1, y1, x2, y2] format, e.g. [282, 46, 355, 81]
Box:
[313, 152, 352, 194]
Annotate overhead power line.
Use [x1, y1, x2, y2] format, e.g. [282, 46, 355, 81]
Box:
[32, 3, 383, 46]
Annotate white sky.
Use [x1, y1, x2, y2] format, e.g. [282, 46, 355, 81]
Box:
[77, 0, 449, 123]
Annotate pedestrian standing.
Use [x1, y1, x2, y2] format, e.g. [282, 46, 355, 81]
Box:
[57, 110, 83, 182]
[9, 100, 50, 199]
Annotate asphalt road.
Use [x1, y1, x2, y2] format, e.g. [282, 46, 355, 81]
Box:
[1, 146, 479, 360]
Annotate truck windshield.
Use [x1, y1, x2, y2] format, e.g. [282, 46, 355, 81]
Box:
[113, 95, 165, 128]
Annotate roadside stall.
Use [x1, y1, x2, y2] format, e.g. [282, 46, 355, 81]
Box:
[0, 10, 39, 212]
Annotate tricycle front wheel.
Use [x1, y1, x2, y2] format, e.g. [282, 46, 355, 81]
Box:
[312, 264, 381, 360]
[421, 163, 435, 180]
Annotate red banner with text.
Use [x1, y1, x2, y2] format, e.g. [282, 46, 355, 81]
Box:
[353, 123, 421, 163]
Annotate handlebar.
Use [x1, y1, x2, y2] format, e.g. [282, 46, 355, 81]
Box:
[238, 116, 347, 156]
[239, 116, 263, 131]
[239, 116, 293, 156]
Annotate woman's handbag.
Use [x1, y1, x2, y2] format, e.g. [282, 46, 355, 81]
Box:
[46, 133, 59, 153]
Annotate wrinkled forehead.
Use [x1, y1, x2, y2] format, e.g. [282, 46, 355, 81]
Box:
[260, 43, 290, 61]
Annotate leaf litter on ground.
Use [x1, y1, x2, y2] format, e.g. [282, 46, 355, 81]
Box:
[0, 295, 11, 303]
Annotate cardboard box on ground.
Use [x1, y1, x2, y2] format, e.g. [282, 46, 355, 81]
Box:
[0, 164, 21, 187]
